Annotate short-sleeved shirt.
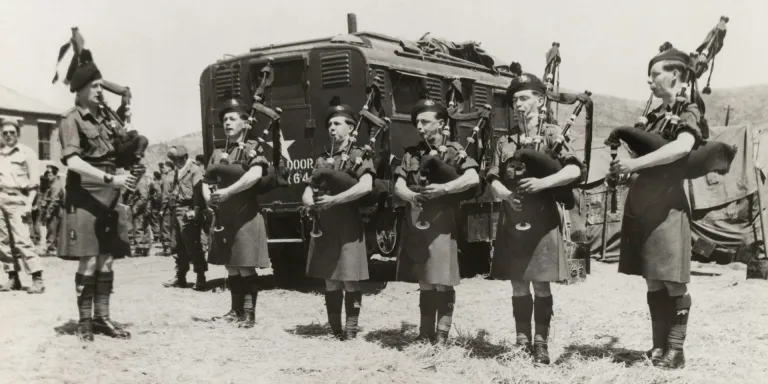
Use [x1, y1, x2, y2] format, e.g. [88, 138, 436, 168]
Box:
[393, 141, 479, 186]
[0, 143, 40, 192]
[58, 105, 125, 166]
[173, 160, 204, 203]
[485, 123, 586, 185]
[310, 146, 377, 184]
[45, 178, 64, 208]
[161, 169, 176, 207]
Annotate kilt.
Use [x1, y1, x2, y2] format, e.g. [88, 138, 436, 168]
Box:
[490, 194, 567, 282]
[208, 202, 270, 268]
[58, 168, 130, 259]
[396, 203, 460, 286]
[306, 202, 369, 281]
[618, 169, 691, 283]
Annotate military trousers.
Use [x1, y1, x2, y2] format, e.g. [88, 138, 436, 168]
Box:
[0, 192, 43, 274]
[173, 206, 207, 275]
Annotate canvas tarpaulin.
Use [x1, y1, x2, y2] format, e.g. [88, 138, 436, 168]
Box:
[571, 123, 768, 263]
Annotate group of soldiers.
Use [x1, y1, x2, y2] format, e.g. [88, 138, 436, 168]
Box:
[0, 20, 729, 373]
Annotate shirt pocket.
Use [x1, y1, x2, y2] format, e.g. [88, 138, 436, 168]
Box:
[79, 124, 110, 157]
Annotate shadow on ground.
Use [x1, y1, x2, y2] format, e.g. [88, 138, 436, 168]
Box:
[364, 321, 418, 351]
[285, 322, 337, 339]
[54, 319, 134, 336]
[452, 328, 510, 359]
[556, 334, 649, 366]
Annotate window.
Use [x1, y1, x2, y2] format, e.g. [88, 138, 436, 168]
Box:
[492, 93, 508, 130]
[37, 122, 53, 160]
[391, 72, 425, 114]
[252, 59, 306, 106]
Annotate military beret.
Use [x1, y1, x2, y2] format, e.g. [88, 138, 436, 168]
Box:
[506, 73, 546, 103]
[410, 99, 448, 126]
[69, 60, 102, 93]
[219, 98, 249, 122]
[648, 47, 692, 75]
[325, 104, 357, 127]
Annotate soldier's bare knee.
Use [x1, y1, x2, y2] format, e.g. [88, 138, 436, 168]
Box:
[326, 279, 343, 291]
[511, 280, 531, 296]
[645, 279, 666, 292]
[532, 282, 551, 296]
[342, 281, 360, 292]
[663, 281, 687, 296]
[78, 257, 97, 275]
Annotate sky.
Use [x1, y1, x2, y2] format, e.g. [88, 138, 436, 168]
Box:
[1, 0, 766, 142]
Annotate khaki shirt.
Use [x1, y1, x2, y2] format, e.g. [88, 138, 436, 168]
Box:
[173, 159, 204, 203]
[0, 143, 40, 191]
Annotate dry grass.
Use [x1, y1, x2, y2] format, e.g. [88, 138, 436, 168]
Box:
[1, 256, 767, 384]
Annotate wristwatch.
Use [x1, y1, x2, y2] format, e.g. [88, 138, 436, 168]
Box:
[103, 174, 114, 184]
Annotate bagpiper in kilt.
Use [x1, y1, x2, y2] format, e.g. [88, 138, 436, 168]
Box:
[608, 47, 708, 370]
[486, 73, 585, 364]
[393, 99, 480, 345]
[56, 52, 136, 341]
[203, 99, 271, 329]
[302, 104, 373, 340]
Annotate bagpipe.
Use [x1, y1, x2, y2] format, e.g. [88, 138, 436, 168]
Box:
[207, 60, 289, 241]
[304, 79, 391, 238]
[500, 88, 593, 231]
[603, 18, 738, 212]
[408, 79, 492, 230]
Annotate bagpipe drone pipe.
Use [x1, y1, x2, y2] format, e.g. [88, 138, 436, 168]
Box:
[304, 84, 391, 237]
[500, 90, 593, 212]
[603, 22, 738, 182]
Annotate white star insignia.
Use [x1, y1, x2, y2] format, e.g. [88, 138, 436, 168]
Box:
[265, 129, 294, 162]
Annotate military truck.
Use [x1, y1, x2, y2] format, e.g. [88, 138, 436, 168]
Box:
[198, 14, 523, 279]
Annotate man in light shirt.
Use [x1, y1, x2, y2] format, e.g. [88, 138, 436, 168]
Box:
[0, 117, 45, 293]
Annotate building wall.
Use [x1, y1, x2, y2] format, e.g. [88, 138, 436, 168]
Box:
[0, 109, 62, 173]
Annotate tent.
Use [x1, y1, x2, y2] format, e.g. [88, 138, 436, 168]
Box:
[570, 123, 768, 264]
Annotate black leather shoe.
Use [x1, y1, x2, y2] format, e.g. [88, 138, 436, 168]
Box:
[237, 310, 255, 329]
[414, 333, 436, 345]
[533, 343, 550, 365]
[517, 342, 534, 357]
[193, 274, 206, 291]
[93, 318, 131, 339]
[656, 348, 685, 369]
[212, 309, 240, 322]
[162, 277, 187, 288]
[645, 347, 665, 363]
[78, 320, 94, 342]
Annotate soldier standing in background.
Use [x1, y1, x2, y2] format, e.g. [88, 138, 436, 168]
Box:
[160, 159, 177, 256]
[163, 146, 207, 290]
[30, 168, 51, 250]
[148, 170, 162, 244]
[0, 117, 45, 293]
[130, 173, 152, 256]
[42, 164, 64, 256]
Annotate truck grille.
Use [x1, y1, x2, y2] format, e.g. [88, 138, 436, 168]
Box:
[473, 85, 489, 106]
[321, 52, 351, 88]
[425, 77, 443, 101]
[214, 63, 242, 101]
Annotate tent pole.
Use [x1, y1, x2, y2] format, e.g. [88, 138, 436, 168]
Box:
[600, 183, 610, 260]
[747, 165, 768, 279]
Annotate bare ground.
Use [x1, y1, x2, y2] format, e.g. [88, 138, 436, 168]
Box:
[1, 255, 767, 384]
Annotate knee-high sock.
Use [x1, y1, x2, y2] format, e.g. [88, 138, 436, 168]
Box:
[344, 290, 362, 337]
[93, 271, 114, 320]
[76, 273, 95, 322]
[512, 295, 534, 345]
[667, 293, 692, 350]
[436, 290, 455, 340]
[325, 289, 344, 335]
[228, 275, 244, 314]
[243, 274, 258, 312]
[419, 290, 438, 338]
[533, 295, 553, 344]
[647, 289, 670, 349]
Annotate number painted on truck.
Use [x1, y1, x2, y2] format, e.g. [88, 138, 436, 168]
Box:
[285, 158, 314, 185]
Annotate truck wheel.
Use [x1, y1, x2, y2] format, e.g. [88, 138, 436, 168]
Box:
[270, 243, 307, 285]
[459, 241, 491, 278]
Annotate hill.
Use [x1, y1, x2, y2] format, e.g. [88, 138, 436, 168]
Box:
[142, 85, 768, 171]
